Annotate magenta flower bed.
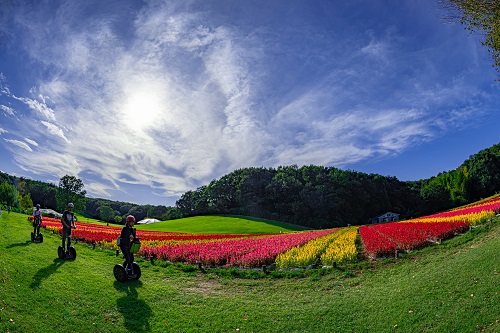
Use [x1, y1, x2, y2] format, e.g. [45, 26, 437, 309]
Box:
[141, 229, 335, 267]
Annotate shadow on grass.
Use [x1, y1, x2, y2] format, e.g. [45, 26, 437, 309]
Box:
[6, 240, 32, 249]
[30, 258, 66, 289]
[114, 280, 152, 333]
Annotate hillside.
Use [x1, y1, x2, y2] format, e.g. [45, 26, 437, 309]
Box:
[0, 211, 498, 332]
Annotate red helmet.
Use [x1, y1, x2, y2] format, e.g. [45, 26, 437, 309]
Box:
[126, 215, 136, 223]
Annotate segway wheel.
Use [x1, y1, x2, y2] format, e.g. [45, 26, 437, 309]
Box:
[31, 232, 35, 242]
[68, 246, 77, 260]
[39, 233, 43, 243]
[113, 264, 127, 282]
[58, 246, 65, 259]
[131, 262, 141, 280]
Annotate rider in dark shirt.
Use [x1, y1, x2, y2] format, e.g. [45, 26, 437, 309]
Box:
[33, 204, 42, 236]
[120, 215, 137, 275]
[61, 203, 76, 251]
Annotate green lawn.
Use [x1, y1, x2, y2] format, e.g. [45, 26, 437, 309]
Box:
[135, 215, 307, 234]
[0, 212, 498, 332]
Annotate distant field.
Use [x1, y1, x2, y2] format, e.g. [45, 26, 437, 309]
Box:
[135, 215, 307, 234]
[74, 213, 110, 226]
[71, 214, 307, 234]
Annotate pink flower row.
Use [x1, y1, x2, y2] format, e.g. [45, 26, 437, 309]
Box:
[141, 229, 336, 267]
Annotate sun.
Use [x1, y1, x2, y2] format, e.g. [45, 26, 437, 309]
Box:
[122, 91, 162, 132]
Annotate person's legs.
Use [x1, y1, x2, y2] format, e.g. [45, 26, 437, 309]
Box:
[121, 247, 133, 274]
[62, 228, 67, 249]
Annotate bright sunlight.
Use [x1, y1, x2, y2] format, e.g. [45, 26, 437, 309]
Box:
[122, 90, 163, 132]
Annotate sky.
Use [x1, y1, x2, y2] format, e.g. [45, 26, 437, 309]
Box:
[0, 0, 499, 207]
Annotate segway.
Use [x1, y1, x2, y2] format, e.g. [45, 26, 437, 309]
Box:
[58, 245, 76, 260]
[114, 238, 141, 282]
[58, 227, 77, 260]
[31, 231, 44, 243]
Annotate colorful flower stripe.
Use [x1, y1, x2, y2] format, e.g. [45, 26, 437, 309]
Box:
[404, 195, 500, 226]
[359, 225, 397, 259]
[40, 220, 269, 243]
[407, 211, 494, 226]
[320, 226, 359, 265]
[94, 236, 263, 251]
[359, 222, 468, 259]
[140, 229, 335, 267]
[275, 229, 340, 268]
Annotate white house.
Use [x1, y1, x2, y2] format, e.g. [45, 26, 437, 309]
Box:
[371, 212, 400, 223]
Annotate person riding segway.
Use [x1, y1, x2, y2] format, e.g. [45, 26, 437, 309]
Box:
[114, 215, 141, 282]
[31, 204, 43, 242]
[58, 202, 77, 259]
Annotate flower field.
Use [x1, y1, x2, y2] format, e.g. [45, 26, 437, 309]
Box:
[406, 196, 500, 226]
[34, 195, 500, 267]
[359, 195, 500, 259]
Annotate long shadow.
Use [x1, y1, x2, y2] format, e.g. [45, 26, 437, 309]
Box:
[30, 258, 66, 289]
[6, 240, 32, 249]
[114, 280, 152, 332]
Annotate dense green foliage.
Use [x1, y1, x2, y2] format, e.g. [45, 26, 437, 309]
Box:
[177, 143, 500, 228]
[0, 212, 498, 332]
[2, 143, 500, 228]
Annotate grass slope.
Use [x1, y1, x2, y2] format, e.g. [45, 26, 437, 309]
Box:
[0, 212, 498, 333]
[135, 215, 307, 234]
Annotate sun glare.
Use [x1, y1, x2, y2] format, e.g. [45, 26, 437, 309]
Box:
[122, 91, 162, 132]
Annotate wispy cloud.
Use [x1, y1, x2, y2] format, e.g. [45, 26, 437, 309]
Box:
[5, 139, 33, 152]
[0, 0, 496, 204]
[0, 105, 14, 116]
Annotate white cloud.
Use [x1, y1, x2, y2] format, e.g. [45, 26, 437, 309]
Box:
[1, 104, 15, 115]
[15, 96, 55, 120]
[41, 121, 69, 143]
[24, 138, 39, 146]
[5, 139, 33, 152]
[0, 127, 7, 134]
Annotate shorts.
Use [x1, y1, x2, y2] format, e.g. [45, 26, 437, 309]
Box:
[62, 227, 72, 239]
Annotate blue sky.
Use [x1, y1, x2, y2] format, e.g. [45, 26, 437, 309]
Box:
[0, 0, 499, 207]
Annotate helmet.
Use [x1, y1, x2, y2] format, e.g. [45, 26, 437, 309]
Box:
[36, 204, 40, 208]
[126, 215, 136, 223]
[68, 203, 74, 208]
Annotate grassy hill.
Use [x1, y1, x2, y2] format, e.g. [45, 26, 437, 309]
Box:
[0, 211, 498, 332]
[135, 215, 307, 234]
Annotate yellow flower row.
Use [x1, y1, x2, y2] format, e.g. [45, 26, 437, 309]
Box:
[406, 211, 494, 226]
[94, 237, 243, 251]
[276, 229, 340, 268]
[320, 226, 359, 265]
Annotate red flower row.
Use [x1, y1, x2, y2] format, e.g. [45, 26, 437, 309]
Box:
[359, 221, 468, 258]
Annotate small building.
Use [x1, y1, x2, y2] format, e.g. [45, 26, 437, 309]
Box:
[371, 212, 400, 224]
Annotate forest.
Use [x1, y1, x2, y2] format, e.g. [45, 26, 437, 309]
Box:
[1, 142, 500, 228]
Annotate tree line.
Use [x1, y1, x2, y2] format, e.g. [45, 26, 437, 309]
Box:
[175, 143, 500, 228]
[1, 143, 499, 228]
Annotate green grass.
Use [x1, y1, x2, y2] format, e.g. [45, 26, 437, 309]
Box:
[135, 215, 307, 234]
[0, 212, 499, 332]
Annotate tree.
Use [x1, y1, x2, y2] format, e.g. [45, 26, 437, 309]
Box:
[56, 175, 87, 212]
[0, 181, 16, 207]
[443, 0, 500, 71]
[19, 193, 33, 214]
[99, 205, 115, 222]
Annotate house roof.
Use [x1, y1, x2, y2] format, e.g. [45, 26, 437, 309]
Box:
[374, 212, 400, 218]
